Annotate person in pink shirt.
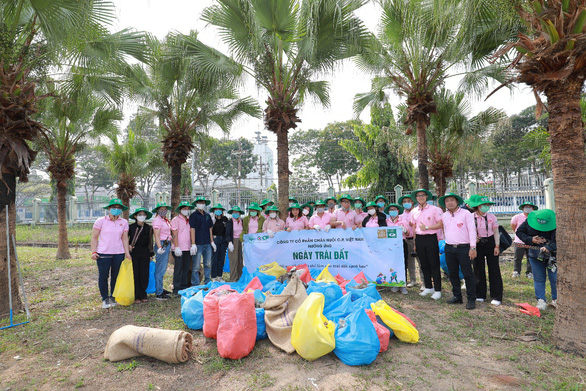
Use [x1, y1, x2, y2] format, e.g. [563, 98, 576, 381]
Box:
[399, 195, 419, 288]
[91, 198, 131, 309]
[511, 202, 538, 278]
[362, 202, 388, 227]
[301, 203, 313, 219]
[410, 189, 443, 300]
[428, 193, 477, 309]
[352, 197, 368, 228]
[226, 206, 244, 282]
[151, 202, 173, 300]
[171, 201, 194, 295]
[285, 203, 310, 231]
[385, 203, 408, 294]
[262, 205, 285, 237]
[309, 200, 332, 232]
[332, 194, 357, 230]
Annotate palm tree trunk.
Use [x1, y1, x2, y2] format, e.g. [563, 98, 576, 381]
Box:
[546, 80, 586, 355]
[438, 171, 446, 197]
[120, 193, 130, 221]
[416, 118, 430, 189]
[171, 164, 181, 216]
[0, 171, 23, 317]
[277, 128, 290, 213]
[56, 183, 71, 259]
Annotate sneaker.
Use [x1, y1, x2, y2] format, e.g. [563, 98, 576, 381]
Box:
[102, 299, 111, 309]
[406, 282, 416, 288]
[431, 291, 442, 300]
[548, 300, 557, 308]
[490, 300, 501, 306]
[391, 287, 399, 293]
[461, 283, 467, 291]
[420, 288, 434, 297]
[420, 285, 426, 291]
[163, 289, 171, 295]
[401, 287, 408, 295]
[476, 298, 485, 302]
[536, 299, 546, 310]
[512, 271, 520, 278]
[526, 273, 533, 280]
[109, 297, 118, 307]
[466, 300, 476, 310]
[447, 297, 463, 304]
[156, 293, 170, 300]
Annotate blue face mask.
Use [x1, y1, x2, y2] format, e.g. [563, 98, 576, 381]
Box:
[389, 210, 399, 217]
[232, 213, 240, 219]
[377, 202, 385, 208]
[214, 210, 222, 216]
[403, 203, 412, 209]
[110, 208, 122, 216]
[250, 211, 258, 217]
[480, 205, 490, 213]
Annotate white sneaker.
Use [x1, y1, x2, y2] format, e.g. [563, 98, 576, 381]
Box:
[420, 288, 434, 297]
[536, 299, 547, 310]
[431, 291, 442, 300]
[526, 273, 533, 280]
[461, 283, 467, 291]
[109, 297, 118, 307]
[420, 285, 426, 291]
[548, 300, 557, 308]
[512, 271, 520, 278]
[406, 282, 415, 288]
[490, 300, 501, 306]
[102, 299, 111, 309]
[391, 287, 399, 293]
[401, 287, 408, 295]
[476, 298, 485, 302]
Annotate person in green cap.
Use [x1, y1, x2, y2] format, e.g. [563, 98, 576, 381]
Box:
[285, 203, 310, 231]
[152, 202, 173, 300]
[511, 202, 538, 279]
[516, 209, 557, 310]
[128, 208, 154, 303]
[385, 203, 409, 295]
[259, 198, 273, 217]
[325, 196, 337, 215]
[352, 197, 367, 229]
[309, 200, 332, 232]
[226, 206, 244, 281]
[189, 196, 214, 285]
[170, 201, 194, 295]
[91, 198, 131, 309]
[398, 194, 418, 287]
[374, 195, 389, 215]
[240, 203, 265, 240]
[331, 194, 357, 230]
[210, 204, 229, 280]
[301, 203, 313, 219]
[262, 205, 285, 236]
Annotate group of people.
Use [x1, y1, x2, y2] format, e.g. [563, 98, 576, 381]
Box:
[89, 190, 557, 312]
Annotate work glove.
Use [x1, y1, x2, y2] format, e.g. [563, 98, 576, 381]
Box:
[314, 225, 321, 231]
[324, 225, 331, 233]
[211, 242, 217, 252]
[190, 244, 197, 255]
[157, 247, 166, 255]
[267, 229, 275, 238]
[228, 242, 234, 252]
[174, 247, 182, 257]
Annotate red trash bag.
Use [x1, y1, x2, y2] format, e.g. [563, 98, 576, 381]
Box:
[353, 271, 369, 284]
[244, 276, 263, 292]
[203, 286, 235, 339]
[334, 273, 346, 285]
[217, 293, 257, 359]
[298, 268, 312, 283]
[365, 309, 390, 352]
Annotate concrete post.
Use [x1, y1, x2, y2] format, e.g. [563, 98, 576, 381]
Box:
[211, 189, 219, 205]
[328, 187, 335, 198]
[267, 189, 275, 204]
[544, 178, 555, 211]
[163, 192, 170, 204]
[155, 192, 162, 204]
[394, 184, 403, 203]
[32, 198, 41, 225]
[68, 196, 78, 226]
[466, 182, 477, 199]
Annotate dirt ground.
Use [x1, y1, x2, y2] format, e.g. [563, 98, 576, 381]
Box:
[0, 247, 584, 391]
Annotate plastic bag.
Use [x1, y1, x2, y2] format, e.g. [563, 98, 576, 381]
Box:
[439, 240, 464, 280]
[309, 268, 322, 279]
[390, 307, 417, 328]
[353, 271, 369, 284]
[217, 293, 256, 359]
[258, 262, 287, 278]
[306, 281, 343, 308]
[244, 276, 263, 292]
[179, 282, 211, 306]
[287, 263, 308, 272]
[365, 309, 390, 352]
[370, 300, 419, 343]
[181, 290, 205, 330]
[254, 289, 266, 304]
[146, 260, 156, 294]
[203, 286, 236, 339]
[223, 251, 230, 273]
[334, 273, 346, 285]
[347, 283, 382, 302]
[323, 293, 355, 323]
[351, 295, 378, 311]
[237, 267, 252, 286]
[315, 264, 337, 283]
[113, 259, 134, 306]
[333, 309, 380, 366]
[291, 293, 336, 361]
[255, 308, 267, 340]
[263, 279, 283, 294]
[252, 270, 277, 286]
[297, 268, 312, 283]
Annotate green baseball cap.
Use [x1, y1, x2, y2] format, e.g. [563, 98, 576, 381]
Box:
[103, 198, 129, 211]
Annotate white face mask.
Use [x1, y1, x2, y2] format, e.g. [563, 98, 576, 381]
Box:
[269, 212, 277, 219]
[523, 207, 533, 214]
[368, 209, 376, 216]
[181, 209, 190, 216]
[136, 215, 147, 222]
[196, 204, 205, 210]
[316, 207, 325, 213]
[302, 209, 310, 216]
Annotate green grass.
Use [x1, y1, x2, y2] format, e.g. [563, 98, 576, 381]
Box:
[16, 224, 93, 244]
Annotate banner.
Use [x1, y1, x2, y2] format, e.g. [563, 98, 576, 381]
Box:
[242, 228, 405, 285]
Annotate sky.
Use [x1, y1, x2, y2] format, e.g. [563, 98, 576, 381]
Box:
[112, 0, 537, 180]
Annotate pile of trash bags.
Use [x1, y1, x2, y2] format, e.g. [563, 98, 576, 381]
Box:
[179, 262, 419, 365]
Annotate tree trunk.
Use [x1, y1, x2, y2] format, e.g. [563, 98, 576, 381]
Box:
[56, 183, 71, 259]
[0, 172, 23, 317]
[276, 128, 290, 215]
[416, 118, 430, 189]
[171, 164, 181, 217]
[121, 194, 130, 221]
[438, 171, 446, 197]
[546, 80, 586, 356]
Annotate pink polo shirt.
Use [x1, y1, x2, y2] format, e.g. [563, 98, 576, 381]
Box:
[263, 218, 284, 233]
[410, 203, 443, 236]
[401, 209, 414, 238]
[386, 216, 407, 237]
[441, 207, 476, 246]
[333, 209, 357, 229]
[93, 215, 129, 254]
[152, 215, 172, 241]
[232, 219, 243, 238]
[248, 217, 260, 234]
[511, 213, 528, 244]
[365, 216, 380, 227]
[171, 215, 191, 251]
[285, 216, 309, 231]
[354, 211, 367, 226]
[309, 212, 332, 229]
[474, 212, 498, 238]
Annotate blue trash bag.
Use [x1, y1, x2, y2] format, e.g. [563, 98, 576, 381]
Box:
[262, 279, 283, 294]
[179, 282, 211, 306]
[252, 270, 277, 286]
[345, 279, 358, 289]
[439, 240, 464, 280]
[347, 283, 382, 302]
[181, 290, 205, 330]
[351, 295, 378, 311]
[306, 281, 343, 308]
[238, 267, 252, 286]
[255, 308, 267, 340]
[334, 309, 380, 366]
[273, 283, 286, 295]
[309, 268, 322, 279]
[253, 289, 266, 304]
[223, 251, 230, 273]
[146, 260, 156, 294]
[323, 293, 355, 323]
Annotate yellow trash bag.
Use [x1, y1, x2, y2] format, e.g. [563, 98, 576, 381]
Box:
[291, 293, 336, 361]
[113, 259, 134, 306]
[315, 264, 337, 283]
[370, 300, 419, 343]
[258, 261, 287, 278]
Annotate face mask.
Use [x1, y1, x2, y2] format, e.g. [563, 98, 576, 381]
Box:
[316, 207, 325, 213]
[269, 212, 277, 219]
[157, 209, 167, 217]
[523, 207, 533, 214]
[328, 203, 335, 208]
[367, 209, 376, 216]
[250, 211, 258, 217]
[214, 210, 222, 216]
[354, 203, 362, 210]
[232, 213, 240, 219]
[181, 209, 190, 216]
[110, 208, 122, 216]
[136, 215, 146, 222]
[403, 203, 412, 209]
[389, 210, 399, 217]
[196, 203, 205, 210]
[480, 205, 490, 213]
[302, 209, 310, 216]
[377, 202, 385, 208]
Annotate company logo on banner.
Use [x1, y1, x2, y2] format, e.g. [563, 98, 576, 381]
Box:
[242, 228, 405, 285]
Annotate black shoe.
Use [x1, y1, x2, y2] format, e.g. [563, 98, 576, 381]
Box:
[163, 289, 171, 295]
[156, 292, 170, 300]
[466, 300, 476, 310]
[447, 297, 463, 304]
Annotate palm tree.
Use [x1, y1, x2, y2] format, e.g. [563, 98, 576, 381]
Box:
[490, 0, 586, 355]
[202, 0, 367, 210]
[128, 33, 260, 212]
[354, 0, 511, 189]
[426, 89, 504, 196]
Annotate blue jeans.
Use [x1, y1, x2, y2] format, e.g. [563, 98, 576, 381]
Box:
[154, 243, 171, 295]
[192, 244, 212, 285]
[96, 253, 125, 300]
[529, 257, 557, 301]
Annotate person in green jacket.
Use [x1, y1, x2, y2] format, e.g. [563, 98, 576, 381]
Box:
[239, 202, 266, 241]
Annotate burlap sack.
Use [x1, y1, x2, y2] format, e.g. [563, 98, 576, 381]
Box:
[104, 325, 193, 364]
[263, 274, 308, 353]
